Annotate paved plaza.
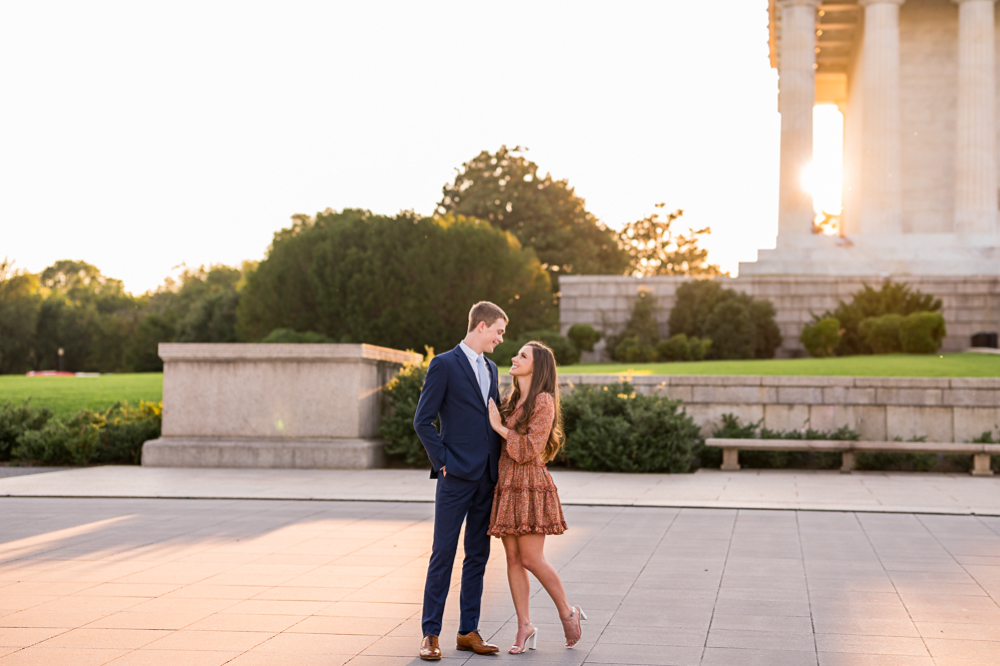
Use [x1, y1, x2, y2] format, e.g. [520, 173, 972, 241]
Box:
[4, 467, 1000, 516]
[1, 467, 1000, 665]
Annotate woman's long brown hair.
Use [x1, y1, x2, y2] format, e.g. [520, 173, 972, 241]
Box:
[499, 341, 564, 463]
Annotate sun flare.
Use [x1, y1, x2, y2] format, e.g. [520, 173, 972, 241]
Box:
[801, 104, 845, 215]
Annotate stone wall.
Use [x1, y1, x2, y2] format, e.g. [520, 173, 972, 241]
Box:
[558, 275, 1000, 359]
[508, 374, 1000, 443]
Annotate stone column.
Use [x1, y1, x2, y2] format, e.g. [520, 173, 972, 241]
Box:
[777, 0, 821, 241]
[859, 0, 906, 236]
[955, 0, 998, 236]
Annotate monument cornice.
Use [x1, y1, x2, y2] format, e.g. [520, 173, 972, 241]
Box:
[770, 0, 861, 74]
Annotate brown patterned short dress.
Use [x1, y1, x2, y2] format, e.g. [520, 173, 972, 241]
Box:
[487, 392, 568, 538]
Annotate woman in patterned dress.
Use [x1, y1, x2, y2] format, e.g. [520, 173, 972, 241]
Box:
[486, 341, 586, 655]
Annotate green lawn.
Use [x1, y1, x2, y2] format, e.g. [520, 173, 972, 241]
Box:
[1, 353, 996, 417]
[0, 373, 163, 417]
[503, 352, 1000, 378]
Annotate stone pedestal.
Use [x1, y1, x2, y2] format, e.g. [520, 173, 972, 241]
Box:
[142, 343, 421, 469]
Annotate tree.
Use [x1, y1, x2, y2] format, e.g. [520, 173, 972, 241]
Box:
[0, 260, 41, 374]
[438, 146, 629, 280]
[33, 260, 141, 372]
[616, 205, 723, 277]
[236, 209, 554, 353]
[125, 263, 249, 369]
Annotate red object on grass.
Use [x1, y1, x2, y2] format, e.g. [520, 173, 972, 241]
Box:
[26, 371, 77, 377]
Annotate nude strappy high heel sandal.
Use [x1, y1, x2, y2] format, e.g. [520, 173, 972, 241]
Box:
[562, 606, 587, 648]
[509, 624, 537, 654]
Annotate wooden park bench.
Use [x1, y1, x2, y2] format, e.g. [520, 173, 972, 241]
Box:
[706, 438, 1000, 476]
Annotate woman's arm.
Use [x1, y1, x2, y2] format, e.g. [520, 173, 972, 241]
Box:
[504, 393, 554, 464]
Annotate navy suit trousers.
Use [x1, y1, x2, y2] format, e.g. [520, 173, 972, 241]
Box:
[421, 466, 495, 637]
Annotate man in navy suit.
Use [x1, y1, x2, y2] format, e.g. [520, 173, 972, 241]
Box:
[414, 301, 507, 660]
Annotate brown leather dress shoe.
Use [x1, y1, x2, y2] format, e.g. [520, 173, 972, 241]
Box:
[420, 635, 442, 660]
[456, 629, 500, 654]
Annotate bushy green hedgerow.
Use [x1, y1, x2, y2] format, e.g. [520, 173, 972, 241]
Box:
[0, 401, 53, 461]
[656, 334, 711, 362]
[6, 401, 161, 466]
[814, 280, 942, 356]
[381, 375, 705, 473]
[559, 381, 702, 473]
[800, 317, 842, 358]
[859, 314, 905, 354]
[668, 280, 782, 360]
[857, 311, 947, 356]
[899, 312, 947, 354]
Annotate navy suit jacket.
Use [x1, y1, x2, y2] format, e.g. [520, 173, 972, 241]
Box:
[413, 345, 501, 483]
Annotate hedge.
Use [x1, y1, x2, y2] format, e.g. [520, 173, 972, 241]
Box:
[4, 401, 161, 466]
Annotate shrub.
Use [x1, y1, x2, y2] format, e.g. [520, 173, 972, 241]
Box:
[12, 402, 161, 466]
[491, 330, 580, 366]
[262, 328, 335, 343]
[657, 334, 691, 362]
[703, 299, 755, 360]
[859, 314, 904, 354]
[669, 280, 781, 360]
[899, 311, 946, 354]
[817, 280, 942, 355]
[656, 334, 712, 362]
[380, 351, 432, 465]
[560, 381, 702, 473]
[800, 317, 841, 357]
[606, 290, 661, 362]
[614, 337, 658, 363]
[567, 324, 601, 353]
[0, 401, 53, 462]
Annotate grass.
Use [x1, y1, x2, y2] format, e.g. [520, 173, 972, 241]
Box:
[1, 353, 995, 417]
[0, 373, 163, 418]
[530, 353, 999, 377]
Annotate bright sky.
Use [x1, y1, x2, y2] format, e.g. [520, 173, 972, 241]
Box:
[0, 1, 843, 294]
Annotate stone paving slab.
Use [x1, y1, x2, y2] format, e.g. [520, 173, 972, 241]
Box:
[0, 467, 71, 479]
[2, 466, 1000, 515]
[2, 498, 1000, 665]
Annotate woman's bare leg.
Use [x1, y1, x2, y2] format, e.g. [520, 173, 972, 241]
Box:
[516, 534, 577, 642]
[501, 535, 534, 650]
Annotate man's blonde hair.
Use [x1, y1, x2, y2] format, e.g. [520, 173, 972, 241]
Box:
[468, 301, 508, 333]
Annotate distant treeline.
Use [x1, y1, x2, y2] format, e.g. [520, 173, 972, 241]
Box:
[0, 147, 722, 374]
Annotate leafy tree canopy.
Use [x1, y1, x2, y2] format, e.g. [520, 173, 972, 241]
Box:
[236, 209, 554, 353]
[438, 146, 629, 279]
[616, 205, 723, 277]
[0, 260, 42, 374]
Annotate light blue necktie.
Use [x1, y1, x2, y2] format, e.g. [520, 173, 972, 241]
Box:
[476, 355, 490, 405]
